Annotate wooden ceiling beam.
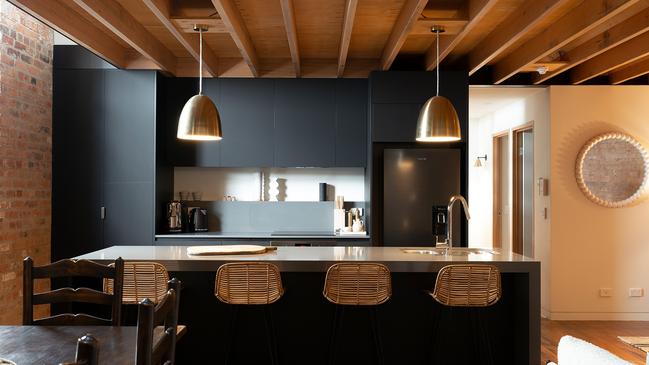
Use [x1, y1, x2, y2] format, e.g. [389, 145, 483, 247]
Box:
[609, 57, 649, 84]
[571, 30, 649, 84]
[425, 0, 499, 71]
[143, 0, 219, 77]
[72, 0, 177, 74]
[492, 0, 640, 84]
[468, 0, 571, 76]
[210, 0, 260, 77]
[533, 6, 649, 84]
[280, 0, 301, 77]
[8, 0, 127, 68]
[380, 0, 428, 70]
[337, 0, 359, 77]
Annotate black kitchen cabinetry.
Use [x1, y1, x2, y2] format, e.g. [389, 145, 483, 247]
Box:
[369, 70, 468, 143]
[53, 62, 156, 259]
[161, 78, 368, 168]
[219, 79, 275, 167]
[275, 79, 337, 167]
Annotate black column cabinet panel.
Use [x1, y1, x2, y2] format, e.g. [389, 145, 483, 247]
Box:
[274, 79, 336, 167]
[371, 103, 422, 142]
[219, 79, 275, 167]
[52, 69, 105, 260]
[103, 70, 156, 246]
[335, 79, 367, 167]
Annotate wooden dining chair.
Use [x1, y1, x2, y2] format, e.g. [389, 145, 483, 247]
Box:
[59, 334, 100, 365]
[104, 262, 170, 304]
[136, 278, 181, 365]
[23, 256, 124, 326]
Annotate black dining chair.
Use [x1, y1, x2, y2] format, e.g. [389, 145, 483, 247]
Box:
[23, 256, 124, 326]
[136, 278, 181, 365]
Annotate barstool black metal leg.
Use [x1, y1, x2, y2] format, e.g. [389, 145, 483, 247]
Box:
[369, 306, 384, 365]
[328, 305, 344, 365]
[263, 306, 279, 365]
[477, 310, 494, 365]
[224, 305, 239, 365]
[427, 302, 442, 364]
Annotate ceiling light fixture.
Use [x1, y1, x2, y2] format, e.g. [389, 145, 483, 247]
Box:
[416, 26, 461, 143]
[536, 66, 549, 75]
[177, 25, 223, 141]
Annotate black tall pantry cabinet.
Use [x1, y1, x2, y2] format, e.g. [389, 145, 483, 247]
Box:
[53, 62, 156, 260]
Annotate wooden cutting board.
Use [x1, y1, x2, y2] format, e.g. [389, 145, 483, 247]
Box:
[187, 245, 277, 256]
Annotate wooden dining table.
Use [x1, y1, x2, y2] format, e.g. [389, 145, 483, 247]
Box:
[0, 325, 137, 364]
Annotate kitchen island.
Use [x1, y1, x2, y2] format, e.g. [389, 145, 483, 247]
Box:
[77, 246, 540, 364]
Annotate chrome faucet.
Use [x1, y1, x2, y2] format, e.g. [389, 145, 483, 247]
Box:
[440, 195, 471, 248]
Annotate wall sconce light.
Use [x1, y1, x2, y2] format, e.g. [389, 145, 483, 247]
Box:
[474, 154, 488, 167]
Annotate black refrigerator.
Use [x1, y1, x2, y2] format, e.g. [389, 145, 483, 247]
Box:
[383, 148, 462, 246]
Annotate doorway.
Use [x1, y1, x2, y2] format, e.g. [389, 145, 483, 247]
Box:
[492, 132, 509, 251]
[513, 124, 534, 257]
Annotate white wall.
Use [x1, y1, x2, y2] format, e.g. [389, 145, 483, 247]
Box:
[174, 167, 365, 202]
[468, 87, 552, 316]
[549, 86, 649, 320]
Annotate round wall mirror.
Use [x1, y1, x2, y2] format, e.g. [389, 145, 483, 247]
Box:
[576, 133, 649, 207]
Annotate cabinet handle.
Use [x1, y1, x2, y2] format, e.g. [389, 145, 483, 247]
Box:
[100, 207, 106, 220]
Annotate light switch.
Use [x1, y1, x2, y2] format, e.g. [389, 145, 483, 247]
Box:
[629, 288, 644, 297]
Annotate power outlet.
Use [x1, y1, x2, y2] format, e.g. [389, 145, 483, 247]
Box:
[629, 288, 644, 297]
[599, 288, 613, 297]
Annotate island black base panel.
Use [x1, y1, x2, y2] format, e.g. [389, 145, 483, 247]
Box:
[171, 272, 530, 365]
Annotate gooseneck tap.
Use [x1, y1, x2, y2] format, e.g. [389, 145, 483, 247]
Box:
[445, 195, 470, 248]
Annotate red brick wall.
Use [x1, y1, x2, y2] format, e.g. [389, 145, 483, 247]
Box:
[0, 0, 52, 324]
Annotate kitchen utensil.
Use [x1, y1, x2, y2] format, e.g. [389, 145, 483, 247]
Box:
[179, 191, 191, 201]
[192, 191, 203, 201]
[187, 245, 278, 255]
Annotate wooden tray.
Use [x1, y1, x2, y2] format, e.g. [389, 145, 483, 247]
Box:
[187, 245, 277, 256]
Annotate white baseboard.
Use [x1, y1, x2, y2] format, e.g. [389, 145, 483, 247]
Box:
[549, 312, 649, 321]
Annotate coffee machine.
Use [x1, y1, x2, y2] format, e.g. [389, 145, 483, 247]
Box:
[166, 201, 186, 233]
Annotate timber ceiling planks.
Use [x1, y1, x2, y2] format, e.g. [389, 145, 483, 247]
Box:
[8, 0, 649, 83]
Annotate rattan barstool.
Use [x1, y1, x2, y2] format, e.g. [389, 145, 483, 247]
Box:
[104, 262, 170, 304]
[428, 264, 502, 364]
[215, 262, 285, 365]
[323, 262, 392, 365]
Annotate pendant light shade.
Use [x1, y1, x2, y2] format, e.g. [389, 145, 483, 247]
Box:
[415, 96, 461, 142]
[416, 26, 461, 143]
[177, 25, 222, 141]
[177, 95, 222, 140]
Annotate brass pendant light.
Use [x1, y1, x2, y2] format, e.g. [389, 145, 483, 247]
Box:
[415, 26, 461, 142]
[177, 25, 223, 141]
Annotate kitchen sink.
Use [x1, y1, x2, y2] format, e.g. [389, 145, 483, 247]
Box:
[401, 248, 496, 256]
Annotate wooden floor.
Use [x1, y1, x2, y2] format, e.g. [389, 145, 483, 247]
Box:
[542, 318, 649, 364]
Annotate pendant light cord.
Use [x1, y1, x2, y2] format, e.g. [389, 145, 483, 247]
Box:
[436, 29, 439, 97]
[199, 29, 203, 95]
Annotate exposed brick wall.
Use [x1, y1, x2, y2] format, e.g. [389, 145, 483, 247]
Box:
[0, 0, 52, 324]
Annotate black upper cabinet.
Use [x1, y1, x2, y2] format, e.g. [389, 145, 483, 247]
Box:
[274, 79, 337, 167]
[372, 103, 423, 142]
[103, 70, 156, 246]
[104, 71, 155, 182]
[162, 77, 368, 168]
[165, 77, 201, 166]
[219, 79, 275, 167]
[369, 71, 468, 143]
[336, 79, 367, 166]
[192, 79, 221, 167]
